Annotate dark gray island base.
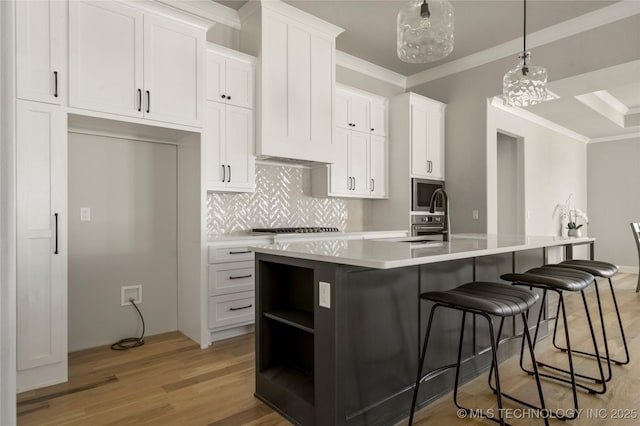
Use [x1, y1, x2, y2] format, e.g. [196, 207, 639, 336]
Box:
[253, 238, 593, 425]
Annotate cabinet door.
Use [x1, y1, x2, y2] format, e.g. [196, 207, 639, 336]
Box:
[205, 102, 226, 190]
[369, 134, 387, 198]
[350, 95, 369, 133]
[350, 132, 369, 195]
[330, 128, 351, 195]
[69, 0, 143, 117]
[370, 100, 387, 137]
[225, 58, 254, 109]
[410, 102, 430, 177]
[16, 0, 66, 104]
[427, 109, 445, 180]
[206, 50, 226, 102]
[260, 13, 334, 163]
[225, 105, 255, 192]
[335, 90, 351, 130]
[16, 101, 67, 382]
[143, 14, 204, 126]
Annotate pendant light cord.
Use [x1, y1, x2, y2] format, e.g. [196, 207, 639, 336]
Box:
[523, 0, 527, 53]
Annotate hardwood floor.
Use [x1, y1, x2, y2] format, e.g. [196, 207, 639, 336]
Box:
[18, 273, 640, 426]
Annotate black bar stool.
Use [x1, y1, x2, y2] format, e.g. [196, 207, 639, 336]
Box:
[550, 260, 630, 369]
[501, 266, 606, 421]
[408, 282, 548, 426]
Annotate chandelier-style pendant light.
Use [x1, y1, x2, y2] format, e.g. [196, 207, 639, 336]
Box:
[397, 0, 454, 63]
[503, 0, 548, 107]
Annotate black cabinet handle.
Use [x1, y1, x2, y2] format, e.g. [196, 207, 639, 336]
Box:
[229, 304, 252, 311]
[54, 213, 59, 255]
[227, 165, 231, 183]
[371, 128, 374, 131]
[221, 94, 226, 99]
[137, 89, 142, 112]
[229, 274, 252, 280]
[227, 95, 231, 100]
[352, 176, 356, 190]
[229, 250, 251, 255]
[53, 71, 58, 98]
[371, 178, 374, 192]
[146, 90, 150, 113]
[222, 164, 226, 182]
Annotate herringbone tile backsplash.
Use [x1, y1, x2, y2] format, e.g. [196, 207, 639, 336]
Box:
[207, 164, 350, 238]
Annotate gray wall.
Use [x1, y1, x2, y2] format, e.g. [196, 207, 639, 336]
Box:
[68, 133, 178, 351]
[207, 24, 240, 50]
[409, 15, 640, 233]
[587, 138, 640, 268]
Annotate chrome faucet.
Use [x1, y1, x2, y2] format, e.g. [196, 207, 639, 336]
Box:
[429, 188, 451, 242]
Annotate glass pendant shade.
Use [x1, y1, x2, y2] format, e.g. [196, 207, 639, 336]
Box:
[397, 0, 454, 63]
[502, 51, 548, 107]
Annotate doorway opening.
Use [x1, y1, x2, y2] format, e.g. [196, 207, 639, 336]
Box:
[496, 132, 525, 235]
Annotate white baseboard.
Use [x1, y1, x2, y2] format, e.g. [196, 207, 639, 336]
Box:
[618, 265, 639, 274]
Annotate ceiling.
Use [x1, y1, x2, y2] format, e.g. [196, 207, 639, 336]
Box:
[213, 0, 639, 141]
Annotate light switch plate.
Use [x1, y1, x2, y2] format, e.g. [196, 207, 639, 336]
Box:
[80, 207, 91, 221]
[319, 281, 331, 309]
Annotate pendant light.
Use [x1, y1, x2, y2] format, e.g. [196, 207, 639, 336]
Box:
[397, 0, 454, 63]
[503, 0, 548, 107]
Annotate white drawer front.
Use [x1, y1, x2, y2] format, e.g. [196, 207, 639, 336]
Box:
[208, 291, 255, 329]
[209, 262, 255, 296]
[209, 246, 255, 263]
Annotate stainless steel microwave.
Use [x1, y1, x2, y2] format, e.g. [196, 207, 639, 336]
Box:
[412, 178, 444, 212]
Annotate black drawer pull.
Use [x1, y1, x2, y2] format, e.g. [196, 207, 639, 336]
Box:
[137, 89, 142, 112]
[229, 304, 252, 311]
[229, 250, 251, 255]
[146, 90, 150, 113]
[53, 71, 58, 98]
[229, 274, 252, 280]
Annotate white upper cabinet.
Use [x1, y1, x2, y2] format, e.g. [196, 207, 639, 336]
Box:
[206, 45, 254, 109]
[335, 85, 386, 136]
[69, 1, 143, 118]
[143, 14, 204, 127]
[205, 45, 256, 193]
[409, 95, 445, 180]
[370, 100, 387, 137]
[205, 102, 255, 192]
[69, 0, 206, 127]
[369, 134, 387, 197]
[240, 1, 344, 163]
[335, 90, 369, 133]
[16, 0, 67, 105]
[312, 85, 388, 199]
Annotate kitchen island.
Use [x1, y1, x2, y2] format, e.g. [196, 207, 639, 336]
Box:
[251, 235, 594, 426]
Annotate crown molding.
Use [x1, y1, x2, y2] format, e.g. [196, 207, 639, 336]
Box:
[149, 0, 223, 29]
[589, 132, 640, 144]
[336, 51, 407, 89]
[407, 1, 640, 88]
[490, 97, 591, 144]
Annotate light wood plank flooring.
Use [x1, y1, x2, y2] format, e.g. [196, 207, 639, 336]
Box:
[18, 273, 640, 425]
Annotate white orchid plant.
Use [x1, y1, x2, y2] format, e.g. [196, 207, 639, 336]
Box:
[555, 194, 589, 230]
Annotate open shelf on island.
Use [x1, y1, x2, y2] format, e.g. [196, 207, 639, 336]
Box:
[261, 364, 314, 406]
[264, 309, 314, 333]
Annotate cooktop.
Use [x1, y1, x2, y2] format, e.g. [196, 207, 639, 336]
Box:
[251, 227, 340, 234]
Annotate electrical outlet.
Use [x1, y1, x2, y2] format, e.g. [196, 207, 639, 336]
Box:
[319, 281, 331, 309]
[472, 209, 479, 220]
[121, 285, 142, 306]
[80, 207, 91, 221]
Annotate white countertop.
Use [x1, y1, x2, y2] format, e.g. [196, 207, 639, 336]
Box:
[250, 234, 595, 269]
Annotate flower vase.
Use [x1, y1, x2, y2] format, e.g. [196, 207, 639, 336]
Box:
[561, 218, 569, 237]
[568, 228, 582, 238]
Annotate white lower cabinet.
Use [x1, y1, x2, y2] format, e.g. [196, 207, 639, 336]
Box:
[16, 100, 68, 391]
[207, 239, 267, 344]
